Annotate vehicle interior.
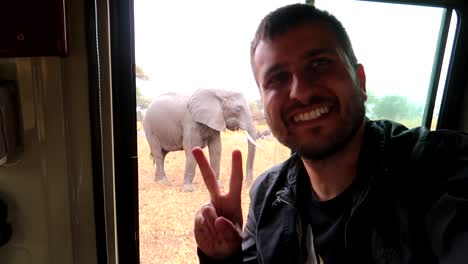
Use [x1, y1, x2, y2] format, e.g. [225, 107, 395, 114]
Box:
[0, 0, 467, 263]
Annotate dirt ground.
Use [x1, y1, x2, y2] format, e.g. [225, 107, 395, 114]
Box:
[137, 127, 291, 264]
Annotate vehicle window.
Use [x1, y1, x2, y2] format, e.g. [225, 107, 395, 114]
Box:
[134, 1, 295, 263]
[134, 1, 458, 263]
[315, 0, 457, 129]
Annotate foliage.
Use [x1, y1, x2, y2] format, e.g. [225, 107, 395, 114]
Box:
[136, 64, 150, 80]
[137, 86, 152, 108]
[249, 99, 265, 122]
[248, 99, 263, 114]
[135, 64, 152, 109]
[366, 93, 423, 127]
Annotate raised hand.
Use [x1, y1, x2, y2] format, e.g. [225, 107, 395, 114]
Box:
[192, 147, 243, 259]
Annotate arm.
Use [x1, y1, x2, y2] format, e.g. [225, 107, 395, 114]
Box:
[240, 207, 259, 263]
[423, 132, 468, 264]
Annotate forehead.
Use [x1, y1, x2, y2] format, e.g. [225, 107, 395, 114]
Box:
[253, 21, 341, 73]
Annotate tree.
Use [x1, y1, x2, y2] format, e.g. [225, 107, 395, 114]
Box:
[135, 64, 152, 108]
[136, 64, 150, 80]
[249, 99, 265, 122]
[365, 92, 423, 127]
[136, 86, 152, 109]
[249, 99, 262, 114]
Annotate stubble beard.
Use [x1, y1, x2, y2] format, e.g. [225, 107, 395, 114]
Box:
[267, 90, 366, 161]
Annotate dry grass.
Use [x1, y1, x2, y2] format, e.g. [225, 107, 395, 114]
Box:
[138, 126, 291, 264]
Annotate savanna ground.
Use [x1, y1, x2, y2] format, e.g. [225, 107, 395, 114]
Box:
[138, 123, 291, 264]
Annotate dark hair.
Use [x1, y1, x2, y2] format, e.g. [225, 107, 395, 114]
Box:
[251, 4, 358, 70]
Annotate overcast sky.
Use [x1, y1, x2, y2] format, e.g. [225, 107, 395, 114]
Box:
[134, 0, 455, 105]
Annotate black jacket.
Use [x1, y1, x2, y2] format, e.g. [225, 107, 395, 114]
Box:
[199, 120, 468, 263]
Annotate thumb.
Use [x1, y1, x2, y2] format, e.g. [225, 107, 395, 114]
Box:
[215, 217, 242, 242]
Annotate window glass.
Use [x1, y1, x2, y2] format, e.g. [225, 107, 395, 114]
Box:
[134, 1, 295, 263]
[134, 1, 458, 263]
[315, 0, 456, 128]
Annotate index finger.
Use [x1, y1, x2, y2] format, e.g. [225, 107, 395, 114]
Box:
[229, 149, 243, 199]
[192, 147, 220, 199]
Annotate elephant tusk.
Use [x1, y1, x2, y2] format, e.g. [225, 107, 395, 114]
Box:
[244, 130, 263, 149]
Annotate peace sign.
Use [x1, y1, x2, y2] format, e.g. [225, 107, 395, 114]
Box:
[192, 147, 244, 259]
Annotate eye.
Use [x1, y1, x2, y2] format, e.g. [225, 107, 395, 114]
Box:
[265, 71, 291, 90]
[305, 57, 332, 72]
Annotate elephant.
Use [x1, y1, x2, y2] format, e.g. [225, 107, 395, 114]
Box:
[256, 128, 272, 140]
[142, 88, 257, 192]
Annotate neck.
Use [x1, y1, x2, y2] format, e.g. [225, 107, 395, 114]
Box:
[301, 122, 365, 201]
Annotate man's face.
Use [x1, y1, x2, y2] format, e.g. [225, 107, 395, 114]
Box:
[253, 21, 367, 160]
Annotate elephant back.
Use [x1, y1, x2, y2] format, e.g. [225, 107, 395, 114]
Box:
[142, 94, 190, 150]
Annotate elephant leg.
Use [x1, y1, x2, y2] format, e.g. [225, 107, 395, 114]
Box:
[208, 134, 222, 188]
[154, 149, 168, 182]
[157, 150, 169, 182]
[182, 148, 197, 192]
[147, 135, 168, 182]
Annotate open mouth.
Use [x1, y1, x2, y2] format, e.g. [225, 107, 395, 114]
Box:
[292, 106, 331, 123]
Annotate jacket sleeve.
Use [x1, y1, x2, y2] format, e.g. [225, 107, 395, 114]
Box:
[423, 131, 468, 264]
[240, 204, 259, 263]
[238, 170, 276, 264]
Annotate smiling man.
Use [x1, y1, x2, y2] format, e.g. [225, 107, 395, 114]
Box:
[253, 20, 366, 163]
[193, 3, 468, 264]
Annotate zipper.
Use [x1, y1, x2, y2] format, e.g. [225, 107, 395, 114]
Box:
[344, 134, 389, 249]
[344, 184, 370, 248]
[297, 213, 303, 263]
[272, 195, 295, 208]
[272, 195, 304, 263]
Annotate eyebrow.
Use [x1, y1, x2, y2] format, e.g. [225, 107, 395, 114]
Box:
[302, 48, 337, 59]
[263, 64, 285, 82]
[262, 48, 337, 81]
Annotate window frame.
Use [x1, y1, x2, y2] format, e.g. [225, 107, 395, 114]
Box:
[360, 0, 468, 130]
[107, 0, 140, 263]
[95, 1, 468, 263]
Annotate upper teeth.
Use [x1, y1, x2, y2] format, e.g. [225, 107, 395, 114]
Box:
[293, 107, 329, 122]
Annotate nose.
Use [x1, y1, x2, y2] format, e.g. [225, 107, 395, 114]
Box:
[289, 74, 313, 104]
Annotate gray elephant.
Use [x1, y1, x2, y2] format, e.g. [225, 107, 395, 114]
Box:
[256, 128, 272, 140]
[142, 89, 257, 192]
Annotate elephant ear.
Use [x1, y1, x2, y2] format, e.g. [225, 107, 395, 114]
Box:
[187, 89, 226, 131]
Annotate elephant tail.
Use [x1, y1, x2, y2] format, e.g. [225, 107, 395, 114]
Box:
[142, 122, 157, 165]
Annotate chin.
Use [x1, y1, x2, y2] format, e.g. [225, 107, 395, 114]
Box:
[294, 144, 338, 161]
[290, 125, 361, 161]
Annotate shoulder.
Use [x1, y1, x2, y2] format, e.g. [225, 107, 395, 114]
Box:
[248, 154, 300, 209]
[411, 129, 468, 161]
[367, 119, 468, 160]
[249, 162, 287, 199]
[369, 119, 468, 189]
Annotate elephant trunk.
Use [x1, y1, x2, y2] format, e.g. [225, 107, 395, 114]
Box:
[245, 125, 256, 183]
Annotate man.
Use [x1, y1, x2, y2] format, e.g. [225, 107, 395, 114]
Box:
[192, 3, 468, 263]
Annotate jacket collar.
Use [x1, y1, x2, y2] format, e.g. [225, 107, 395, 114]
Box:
[275, 119, 389, 207]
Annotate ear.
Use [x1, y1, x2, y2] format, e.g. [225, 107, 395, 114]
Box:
[187, 89, 226, 131]
[356, 64, 367, 101]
